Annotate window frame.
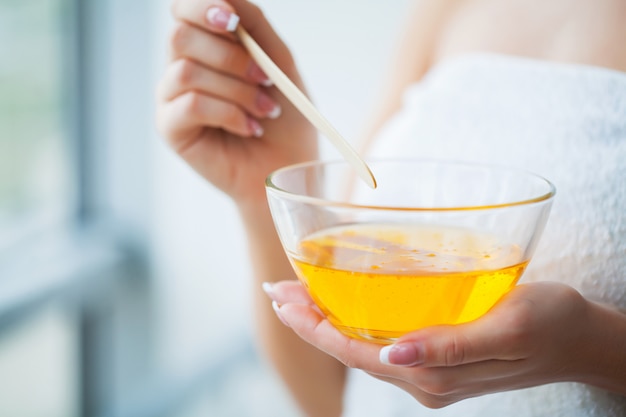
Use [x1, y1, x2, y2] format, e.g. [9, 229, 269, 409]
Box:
[0, 0, 153, 416]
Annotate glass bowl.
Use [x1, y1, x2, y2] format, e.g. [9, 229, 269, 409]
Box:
[266, 159, 555, 344]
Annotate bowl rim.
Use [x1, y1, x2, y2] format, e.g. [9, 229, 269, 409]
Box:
[265, 158, 556, 212]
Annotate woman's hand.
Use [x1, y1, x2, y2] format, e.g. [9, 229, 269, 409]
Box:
[156, 0, 317, 206]
[266, 280, 626, 409]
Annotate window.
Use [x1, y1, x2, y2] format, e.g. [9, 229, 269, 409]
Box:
[0, 1, 78, 417]
[0, 0, 73, 251]
[0, 1, 150, 416]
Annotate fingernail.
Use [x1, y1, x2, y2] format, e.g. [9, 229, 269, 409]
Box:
[272, 301, 290, 327]
[262, 282, 276, 299]
[248, 62, 272, 86]
[247, 117, 264, 137]
[379, 343, 424, 367]
[256, 93, 282, 119]
[206, 7, 240, 32]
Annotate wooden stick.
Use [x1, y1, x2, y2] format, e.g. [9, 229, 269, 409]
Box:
[236, 26, 377, 189]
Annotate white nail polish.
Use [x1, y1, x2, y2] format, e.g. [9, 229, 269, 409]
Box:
[379, 345, 393, 365]
[247, 118, 264, 138]
[262, 282, 274, 295]
[206, 7, 240, 32]
[225, 13, 239, 32]
[272, 300, 290, 327]
[261, 78, 274, 87]
[267, 104, 282, 119]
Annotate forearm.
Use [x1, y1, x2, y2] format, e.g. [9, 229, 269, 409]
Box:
[239, 203, 346, 417]
[577, 298, 626, 395]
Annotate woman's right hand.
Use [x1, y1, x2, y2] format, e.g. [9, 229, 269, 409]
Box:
[156, 0, 318, 207]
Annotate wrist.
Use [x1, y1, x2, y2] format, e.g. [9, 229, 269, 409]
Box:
[237, 197, 273, 228]
[236, 197, 295, 282]
[575, 298, 626, 395]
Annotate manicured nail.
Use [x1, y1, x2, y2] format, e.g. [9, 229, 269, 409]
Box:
[267, 104, 281, 119]
[272, 301, 290, 327]
[206, 7, 240, 32]
[247, 117, 263, 137]
[379, 343, 424, 367]
[248, 62, 272, 86]
[256, 93, 281, 119]
[262, 282, 275, 299]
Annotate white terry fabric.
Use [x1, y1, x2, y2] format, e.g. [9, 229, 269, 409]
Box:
[342, 53, 626, 417]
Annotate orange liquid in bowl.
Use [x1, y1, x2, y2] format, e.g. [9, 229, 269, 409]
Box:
[288, 224, 528, 344]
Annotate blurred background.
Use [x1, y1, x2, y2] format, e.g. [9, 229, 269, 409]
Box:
[0, 0, 409, 416]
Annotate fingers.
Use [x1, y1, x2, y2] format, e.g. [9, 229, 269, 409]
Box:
[277, 303, 389, 372]
[262, 280, 314, 306]
[158, 59, 281, 120]
[172, 0, 296, 74]
[262, 281, 375, 368]
[171, 0, 239, 34]
[169, 22, 270, 85]
[161, 0, 286, 143]
[157, 91, 262, 150]
[157, 49, 273, 145]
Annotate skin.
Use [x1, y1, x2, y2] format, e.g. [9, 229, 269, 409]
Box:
[268, 280, 626, 409]
[156, 0, 626, 415]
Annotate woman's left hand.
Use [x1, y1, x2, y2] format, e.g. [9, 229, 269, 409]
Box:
[265, 280, 599, 409]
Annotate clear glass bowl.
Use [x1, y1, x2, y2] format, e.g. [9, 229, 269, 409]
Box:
[266, 159, 555, 344]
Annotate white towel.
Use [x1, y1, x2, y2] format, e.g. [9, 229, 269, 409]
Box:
[343, 53, 626, 417]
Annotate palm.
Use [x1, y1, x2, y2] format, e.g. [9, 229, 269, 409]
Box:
[178, 111, 317, 204]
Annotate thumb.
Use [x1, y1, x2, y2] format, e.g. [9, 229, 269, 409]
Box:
[172, 0, 240, 33]
[229, 0, 303, 84]
[380, 325, 478, 367]
[380, 314, 527, 368]
[379, 286, 541, 368]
